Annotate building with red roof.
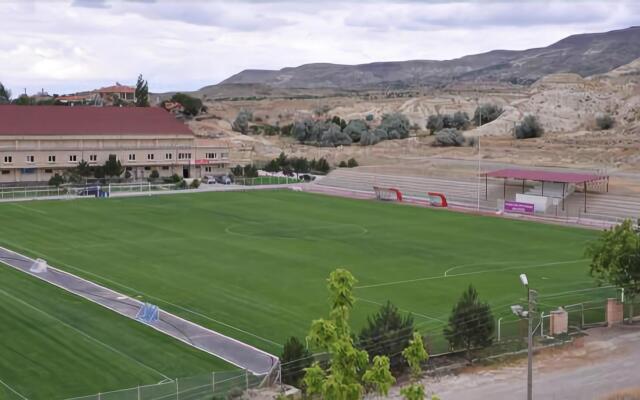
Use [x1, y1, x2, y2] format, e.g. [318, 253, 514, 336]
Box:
[0, 105, 230, 183]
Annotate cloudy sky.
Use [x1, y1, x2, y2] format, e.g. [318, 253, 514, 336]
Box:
[1, 0, 638, 95]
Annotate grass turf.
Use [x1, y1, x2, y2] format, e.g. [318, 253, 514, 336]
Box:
[0, 190, 614, 389]
[0, 265, 231, 400]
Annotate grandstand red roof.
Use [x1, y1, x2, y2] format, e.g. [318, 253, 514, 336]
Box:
[0, 105, 193, 136]
[484, 168, 605, 184]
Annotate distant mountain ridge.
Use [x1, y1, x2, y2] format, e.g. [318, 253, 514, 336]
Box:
[219, 26, 640, 90]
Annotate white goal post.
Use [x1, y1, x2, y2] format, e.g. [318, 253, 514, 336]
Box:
[373, 186, 403, 202]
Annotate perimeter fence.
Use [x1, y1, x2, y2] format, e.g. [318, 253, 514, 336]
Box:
[64, 369, 264, 400]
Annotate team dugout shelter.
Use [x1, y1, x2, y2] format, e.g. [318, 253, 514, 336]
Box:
[483, 168, 609, 212]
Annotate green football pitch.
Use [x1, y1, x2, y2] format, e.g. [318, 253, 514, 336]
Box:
[0, 190, 615, 397]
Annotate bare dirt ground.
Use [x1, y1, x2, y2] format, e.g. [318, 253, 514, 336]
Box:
[187, 59, 640, 174]
[406, 325, 640, 400]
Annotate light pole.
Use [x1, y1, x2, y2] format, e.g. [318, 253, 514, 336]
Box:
[511, 273, 536, 400]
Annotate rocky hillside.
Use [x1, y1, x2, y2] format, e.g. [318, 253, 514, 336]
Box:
[220, 26, 640, 90]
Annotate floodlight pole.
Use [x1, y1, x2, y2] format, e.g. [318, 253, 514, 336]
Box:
[526, 286, 533, 400]
[477, 136, 481, 212]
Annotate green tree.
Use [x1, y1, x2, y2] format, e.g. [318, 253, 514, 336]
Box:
[0, 82, 11, 104]
[171, 93, 204, 116]
[281, 337, 312, 387]
[75, 160, 92, 178]
[399, 333, 432, 400]
[358, 301, 414, 372]
[13, 94, 35, 105]
[135, 74, 149, 107]
[303, 269, 395, 400]
[514, 115, 544, 139]
[48, 174, 65, 187]
[313, 158, 330, 174]
[587, 219, 640, 323]
[339, 160, 348, 168]
[149, 170, 160, 180]
[362, 355, 395, 397]
[103, 154, 124, 178]
[231, 165, 244, 176]
[343, 119, 368, 143]
[232, 110, 253, 134]
[290, 157, 310, 177]
[347, 158, 359, 168]
[473, 104, 503, 126]
[443, 285, 494, 361]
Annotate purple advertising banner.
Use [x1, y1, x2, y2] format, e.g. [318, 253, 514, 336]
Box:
[504, 201, 534, 214]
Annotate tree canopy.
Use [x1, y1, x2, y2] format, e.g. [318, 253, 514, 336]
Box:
[0, 82, 11, 104]
[587, 219, 640, 323]
[135, 74, 149, 107]
[443, 285, 494, 361]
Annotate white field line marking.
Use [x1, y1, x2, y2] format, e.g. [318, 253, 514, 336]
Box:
[355, 259, 589, 289]
[538, 285, 616, 299]
[0, 287, 170, 381]
[0, 377, 28, 400]
[356, 297, 445, 323]
[0, 241, 283, 350]
[10, 203, 47, 215]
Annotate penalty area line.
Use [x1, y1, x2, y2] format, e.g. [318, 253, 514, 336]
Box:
[356, 259, 589, 290]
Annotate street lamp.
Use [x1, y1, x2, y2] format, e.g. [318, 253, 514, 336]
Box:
[511, 273, 535, 400]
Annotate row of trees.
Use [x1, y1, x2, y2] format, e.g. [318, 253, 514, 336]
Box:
[263, 152, 331, 176]
[427, 104, 504, 134]
[281, 268, 495, 400]
[49, 156, 124, 186]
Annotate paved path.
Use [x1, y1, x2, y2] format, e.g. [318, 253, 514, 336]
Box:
[0, 246, 278, 375]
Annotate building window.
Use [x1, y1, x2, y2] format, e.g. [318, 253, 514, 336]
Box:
[144, 166, 151, 171]
[178, 153, 192, 160]
[128, 154, 136, 161]
[44, 169, 53, 173]
[1, 170, 10, 175]
[205, 166, 212, 172]
[69, 155, 77, 162]
[147, 154, 154, 160]
[221, 153, 229, 159]
[206, 152, 217, 159]
[48, 155, 56, 163]
[3, 156, 12, 164]
[89, 154, 97, 162]
[165, 153, 173, 160]
[162, 166, 169, 170]
[26, 155, 35, 163]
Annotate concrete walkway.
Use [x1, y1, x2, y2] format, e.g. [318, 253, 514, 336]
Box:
[0, 246, 278, 375]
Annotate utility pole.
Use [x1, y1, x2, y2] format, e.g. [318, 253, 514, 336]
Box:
[527, 287, 534, 400]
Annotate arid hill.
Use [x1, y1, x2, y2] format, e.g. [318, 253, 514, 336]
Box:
[219, 26, 640, 90]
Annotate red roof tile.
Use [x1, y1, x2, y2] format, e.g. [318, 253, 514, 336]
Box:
[96, 84, 135, 93]
[0, 105, 194, 136]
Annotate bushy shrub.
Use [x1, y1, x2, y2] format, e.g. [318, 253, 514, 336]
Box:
[171, 93, 204, 116]
[164, 174, 182, 184]
[48, 174, 65, 187]
[514, 115, 544, 139]
[427, 112, 469, 134]
[365, 114, 374, 121]
[596, 113, 614, 130]
[347, 158, 359, 168]
[378, 113, 410, 140]
[189, 179, 200, 189]
[232, 109, 253, 134]
[473, 104, 503, 125]
[343, 119, 369, 142]
[149, 170, 159, 180]
[433, 128, 465, 147]
[310, 157, 330, 174]
[339, 160, 348, 168]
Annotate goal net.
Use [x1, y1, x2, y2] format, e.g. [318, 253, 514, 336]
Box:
[373, 186, 403, 202]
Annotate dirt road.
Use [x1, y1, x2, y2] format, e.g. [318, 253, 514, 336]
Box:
[408, 325, 640, 400]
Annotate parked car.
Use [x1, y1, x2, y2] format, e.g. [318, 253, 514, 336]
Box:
[202, 175, 216, 184]
[215, 175, 232, 185]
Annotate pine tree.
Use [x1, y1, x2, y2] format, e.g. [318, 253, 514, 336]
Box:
[443, 285, 494, 361]
[135, 74, 149, 107]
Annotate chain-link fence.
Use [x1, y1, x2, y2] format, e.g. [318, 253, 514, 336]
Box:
[64, 370, 265, 400]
